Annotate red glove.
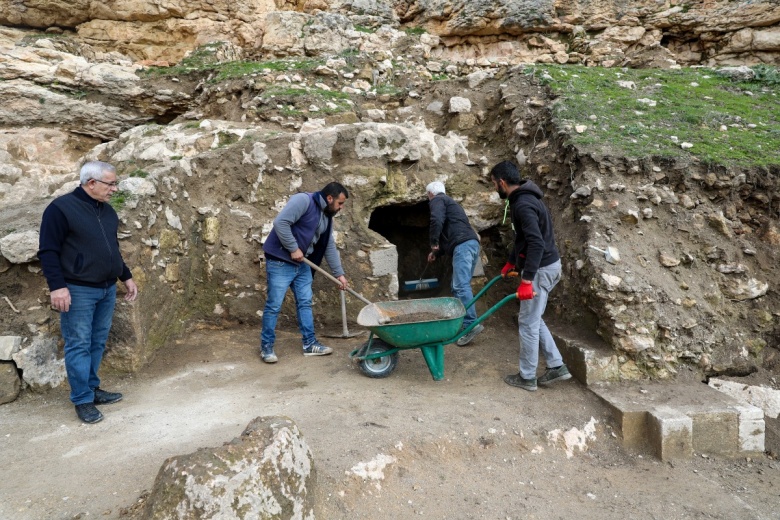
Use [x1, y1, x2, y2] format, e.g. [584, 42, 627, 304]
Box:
[501, 262, 516, 277]
[516, 281, 534, 300]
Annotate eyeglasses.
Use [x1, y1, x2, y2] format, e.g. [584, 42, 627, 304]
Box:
[92, 179, 119, 188]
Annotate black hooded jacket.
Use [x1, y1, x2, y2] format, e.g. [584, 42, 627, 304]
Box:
[507, 180, 560, 282]
[429, 193, 479, 257]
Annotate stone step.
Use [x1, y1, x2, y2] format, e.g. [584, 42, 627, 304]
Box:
[589, 380, 765, 460]
[551, 325, 619, 386]
[550, 324, 766, 459]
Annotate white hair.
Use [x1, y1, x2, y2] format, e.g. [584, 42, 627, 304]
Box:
[426, 181, 446, 196]
[80, 161, 115, 185]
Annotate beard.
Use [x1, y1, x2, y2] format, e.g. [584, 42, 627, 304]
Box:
[324, 205, 339, 217]
[496, 186, 508, 199]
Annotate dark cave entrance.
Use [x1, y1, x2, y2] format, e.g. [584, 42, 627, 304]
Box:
[368, 202, 506, 300]
[368, 201, 451, 298]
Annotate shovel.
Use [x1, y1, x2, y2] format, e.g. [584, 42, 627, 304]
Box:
[324, 291, 365, 339]
[301, 257, 394, 324]
[301, 257, 372, 305]
[589, 245, 620, 264]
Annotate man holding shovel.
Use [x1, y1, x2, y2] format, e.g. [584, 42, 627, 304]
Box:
[490, 161, 571, 392]
[260, 182, 349, 363]
[426, 181, 484, 346]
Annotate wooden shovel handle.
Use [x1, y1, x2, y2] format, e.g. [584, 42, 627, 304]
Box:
[300, 257, 373, 305]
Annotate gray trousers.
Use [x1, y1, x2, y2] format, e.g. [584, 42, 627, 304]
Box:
[517, 260, 563, 379]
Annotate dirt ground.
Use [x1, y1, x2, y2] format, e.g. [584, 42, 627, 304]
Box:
[1, 315, 779, 520]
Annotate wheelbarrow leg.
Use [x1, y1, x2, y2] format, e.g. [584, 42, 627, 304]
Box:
[420, 344, 445, 381]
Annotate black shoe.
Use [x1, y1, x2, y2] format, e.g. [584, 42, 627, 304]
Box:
[94, 387, 123, 405]
[503, 373, 537, 392]
[75, 403, 104, 424]
[537, 365, 572, 387]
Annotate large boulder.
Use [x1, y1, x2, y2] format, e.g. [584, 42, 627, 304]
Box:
[142, 416, 315, 520]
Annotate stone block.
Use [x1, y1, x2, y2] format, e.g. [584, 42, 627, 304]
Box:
[648, 406, 693, 460]
[369, 245, 398, 277]
[689, 409, 738, 456]
[735, 404, 765, 453]
[553, 333, 619, 386]
[0, 336, 22, 361]
[0, 362, 21, 405]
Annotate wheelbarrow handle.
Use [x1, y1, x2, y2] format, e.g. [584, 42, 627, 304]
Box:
[300, 257, 373, 305]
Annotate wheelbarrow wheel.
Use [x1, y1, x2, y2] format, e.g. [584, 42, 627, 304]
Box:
[357, 339, 398, 379]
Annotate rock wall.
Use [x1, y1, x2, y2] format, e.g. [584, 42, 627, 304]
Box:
[1, 1, 778, 65]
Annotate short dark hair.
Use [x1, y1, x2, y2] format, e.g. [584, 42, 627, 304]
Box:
[490, 161, 522, 186]
[321, 182, 349, 199]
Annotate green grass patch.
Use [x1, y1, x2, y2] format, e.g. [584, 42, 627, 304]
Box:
[109, 191, 128, 211]
[404, 27, 426, 36]
[529, 65, 780, 168]
[354, 25, 376, 34]
[141, 44, 323, 81]
[128, 168, 149, 178]
[375, 84, 405, 96]
[216, 131, 240, 147]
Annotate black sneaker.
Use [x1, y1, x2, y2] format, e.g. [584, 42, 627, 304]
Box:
[537, 365, 572, 387]
[75, 403, 104, 424]
[94, 387, 123, 405]
[503, 373, 537, 392]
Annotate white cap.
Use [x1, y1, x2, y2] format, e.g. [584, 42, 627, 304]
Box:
[426, 181, 446, 196]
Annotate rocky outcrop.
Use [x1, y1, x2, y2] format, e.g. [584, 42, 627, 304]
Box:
[142, 416, 315, 520]
[2, 1, 778, 65]
[0, 28, 192, 141]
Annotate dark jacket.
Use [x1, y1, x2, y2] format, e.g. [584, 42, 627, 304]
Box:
[429, 193, 479, 257]
[507, 180, 560, 282]
[263, 192, 332, 269]
[38, 186, 132, 291]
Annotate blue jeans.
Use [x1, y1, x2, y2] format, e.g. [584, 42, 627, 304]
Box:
[451, 239, 480, 328]
[261, 259, 315, 349]
[518, 260, 563, 379]
[60, 284, 117, 405]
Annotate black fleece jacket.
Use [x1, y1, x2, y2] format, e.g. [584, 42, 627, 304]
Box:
[38, 186, 132, 291]
[507, 180, 560, 282]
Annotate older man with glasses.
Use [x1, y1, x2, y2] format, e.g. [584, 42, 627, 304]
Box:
[38, 161, 138, 423]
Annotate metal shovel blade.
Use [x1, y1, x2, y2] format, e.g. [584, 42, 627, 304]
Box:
[589, 245, 620, 264]
[323, 291, 364, 338]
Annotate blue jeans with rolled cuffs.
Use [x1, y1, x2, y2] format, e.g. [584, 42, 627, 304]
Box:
[451, 239, 480, 328]
[517, 260, 563, 380]
[261, 259, 316, 350]
[60, 284, 117, 405]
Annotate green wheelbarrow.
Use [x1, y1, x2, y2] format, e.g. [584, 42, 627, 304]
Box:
[350, 275, 518, 380]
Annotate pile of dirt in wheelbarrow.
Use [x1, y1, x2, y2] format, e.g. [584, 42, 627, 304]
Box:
[385, 311, 442, 324]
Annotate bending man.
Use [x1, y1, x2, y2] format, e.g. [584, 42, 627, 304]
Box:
[426, 181, 483, 347]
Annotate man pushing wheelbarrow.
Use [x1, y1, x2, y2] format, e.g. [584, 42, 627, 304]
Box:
[490, 160, 572, 392]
